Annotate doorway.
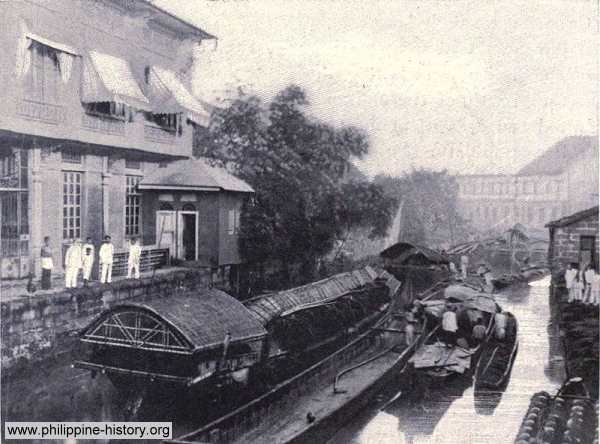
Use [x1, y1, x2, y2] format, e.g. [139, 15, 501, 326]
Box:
[178, 211, 198, 261]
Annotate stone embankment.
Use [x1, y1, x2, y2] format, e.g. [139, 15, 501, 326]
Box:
[1, 268, 211, 376]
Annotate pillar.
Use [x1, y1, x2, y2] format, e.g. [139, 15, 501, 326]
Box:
[102, 156, 111, 237]
[29, 145, 42, 277]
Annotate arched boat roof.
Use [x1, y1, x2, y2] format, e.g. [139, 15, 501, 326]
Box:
[80, 289, 267, 353]
[379, 242, 449, 265]
[244, 266, 385, 325]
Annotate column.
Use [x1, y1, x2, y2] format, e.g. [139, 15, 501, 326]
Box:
[30, 145, 42, 277]
[102, 156, 111, 237]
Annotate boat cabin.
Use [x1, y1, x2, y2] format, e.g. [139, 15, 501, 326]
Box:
[75, 288, 267, 387]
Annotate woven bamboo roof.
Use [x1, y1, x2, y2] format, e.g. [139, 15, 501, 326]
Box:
[82, 289, 266, 353]
[244, 267, 381, 325]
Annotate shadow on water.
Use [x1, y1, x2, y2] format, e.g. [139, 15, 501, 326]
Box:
[328, 277, 565, 444]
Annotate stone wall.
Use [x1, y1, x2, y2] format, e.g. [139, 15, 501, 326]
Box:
[1, 268, 212, 376]
[548, 214, 599, 282]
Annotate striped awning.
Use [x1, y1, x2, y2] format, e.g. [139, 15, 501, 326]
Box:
[82, 50, 151, 111]
[147, 66, 210, 127]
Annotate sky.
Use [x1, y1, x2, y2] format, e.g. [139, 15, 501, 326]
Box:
[154, 0, 598, 178]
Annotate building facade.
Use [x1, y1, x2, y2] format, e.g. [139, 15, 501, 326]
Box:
[456, 136, 599, 233]
[547, 206, 599, 282]
[0, 0, 250, 280]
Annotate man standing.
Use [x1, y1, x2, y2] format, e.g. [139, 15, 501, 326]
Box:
[460, 254, 469, 280]
[64, 239, 82, 289]
[564, 263, 577, 302]
[82, 244, 95, 286]
[99, 235, 114, 284]
[40, 236, 53, 290]
[441, 304, 458, 346]
[584, 264, 595, 304]
[127, 237, 142, 279]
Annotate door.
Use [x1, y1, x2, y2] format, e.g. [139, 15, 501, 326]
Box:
[580, 236, 596, 270]
[177, 211, 198, 261]
[156, 211, 176, 258]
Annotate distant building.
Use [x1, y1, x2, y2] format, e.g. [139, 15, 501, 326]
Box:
[546, 206, 599, 282]
[0, 1, 252, 280]
[456, 136, 599, 233]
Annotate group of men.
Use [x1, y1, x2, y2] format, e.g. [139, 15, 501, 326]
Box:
[40, 235, 143, 290]
[564, 263, 600, 305]
[440, 302, 507, 348]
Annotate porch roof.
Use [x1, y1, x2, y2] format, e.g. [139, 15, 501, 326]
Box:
[139, 158, 254, 193]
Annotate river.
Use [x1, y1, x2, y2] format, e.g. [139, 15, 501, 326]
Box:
[327, 276, 566, 444]
[1, 277, 564, 444]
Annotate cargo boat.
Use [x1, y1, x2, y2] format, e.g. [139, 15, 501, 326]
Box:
[165, 277, 448, 444]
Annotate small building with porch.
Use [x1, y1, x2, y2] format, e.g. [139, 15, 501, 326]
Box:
[546, 206, 599, 282]
[138, 158, 254, 276]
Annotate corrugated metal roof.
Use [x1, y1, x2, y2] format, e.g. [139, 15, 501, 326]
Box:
[517, 136, 598, 176]
[82, 51, 151, 111]
[244, 266, 382, 325]
[139, 158, 254, 193]
[148, 66, 210, 126]
[91, 289, 266, 352]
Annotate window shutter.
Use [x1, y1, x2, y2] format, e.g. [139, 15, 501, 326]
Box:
[235, 209, 241, 234]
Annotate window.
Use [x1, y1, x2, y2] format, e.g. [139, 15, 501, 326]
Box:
[538, 208, 545, 222]
[182, 203, 196, 211]
[27, 42, 59, 103]
[125, 176, 141, 236]
[62, 149, 82, 164]
[159, 202, 173, 211]
[125, 159, 141, 170]
[551, 207, 560, 219]
[84, 102, 127, 120]
[63, 171, 82, 239]
[228, 209, 241, 235]
[145, 112, 178, 132]
[504, 206, 510, 217]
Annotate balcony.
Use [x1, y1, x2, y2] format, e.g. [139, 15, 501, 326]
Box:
[17, 99, 65, 125]
[81, 112, 126, 136]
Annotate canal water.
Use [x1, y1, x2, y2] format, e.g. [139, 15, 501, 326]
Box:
[327, 276, 566, 444]
[1, 277, 564, 444]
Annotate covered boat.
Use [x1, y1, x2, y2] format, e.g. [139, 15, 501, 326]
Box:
[74, 267, 394, 398]
[74, 288, 268, 390]
[380, 242, 450, 293]
[409, 284, 498, 380]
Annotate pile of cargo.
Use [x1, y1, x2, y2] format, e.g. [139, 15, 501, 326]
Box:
[515, 390, 598, 443]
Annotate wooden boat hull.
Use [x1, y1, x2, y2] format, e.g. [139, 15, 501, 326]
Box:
[474, 312, 519, 390]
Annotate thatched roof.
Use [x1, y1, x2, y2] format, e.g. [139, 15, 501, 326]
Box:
[244, 267, 381, 325]
[379, 242, 449, 265]
[81, 289, 266, 353]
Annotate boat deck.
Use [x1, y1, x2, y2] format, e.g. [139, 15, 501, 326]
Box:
[230, 346, 407, 444]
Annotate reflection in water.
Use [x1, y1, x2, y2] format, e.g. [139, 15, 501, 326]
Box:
[328, 278, 565, 444]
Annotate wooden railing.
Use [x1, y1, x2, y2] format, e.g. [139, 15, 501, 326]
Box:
[17, 99, 65, 124]
[111, 248, 170, 277]
[144, 124, 177, 144]
[81, 113, 126, 136]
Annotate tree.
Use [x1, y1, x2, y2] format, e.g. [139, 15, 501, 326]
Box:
[374, 169, 469, 248]
[194, 85, 395, 285]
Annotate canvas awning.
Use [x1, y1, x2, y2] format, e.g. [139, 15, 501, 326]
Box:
[81, 50, 151, 111]
[147, 66, 211, 127]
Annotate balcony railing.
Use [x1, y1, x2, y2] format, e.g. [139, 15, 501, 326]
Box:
[144, 124, 176, 144]
[17, 99, 65, 124]
[82, 113, 126, 136]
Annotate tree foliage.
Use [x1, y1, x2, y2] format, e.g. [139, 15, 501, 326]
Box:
[195, 85, 395, 283]
[374, 169, 469, 247]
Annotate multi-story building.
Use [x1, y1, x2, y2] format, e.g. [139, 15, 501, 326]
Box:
[456, 136, 599, 233]
[0, 0, 253, 280]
